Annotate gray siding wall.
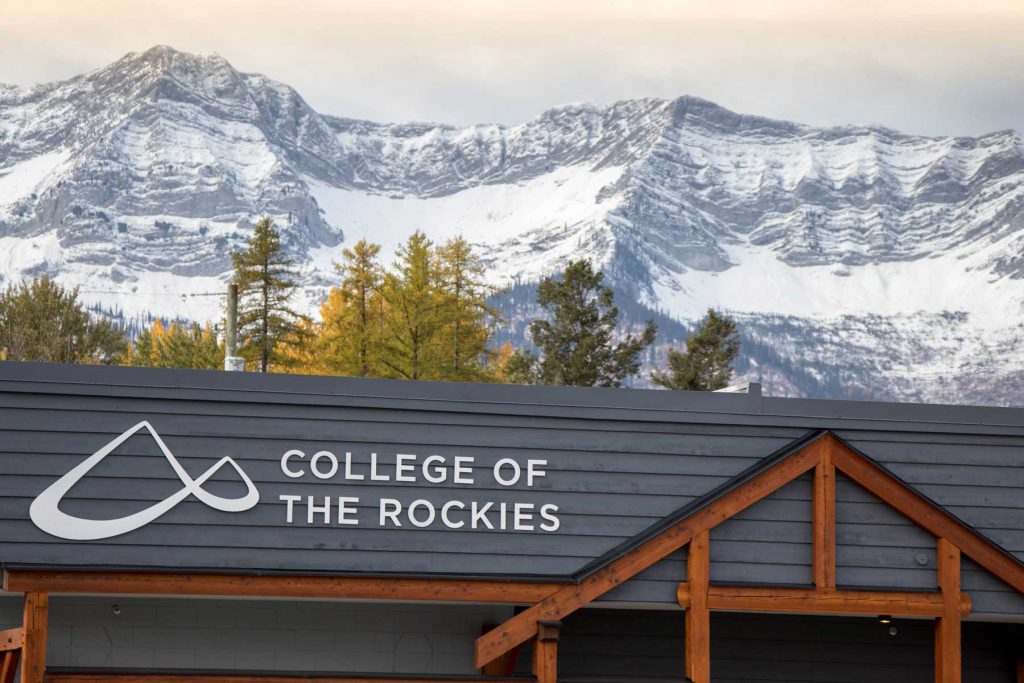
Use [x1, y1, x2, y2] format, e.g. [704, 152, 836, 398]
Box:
[0, 596, 510, 674]
[2, 364, 1024, 619]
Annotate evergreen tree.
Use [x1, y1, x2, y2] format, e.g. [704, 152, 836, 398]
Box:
[158, 323, 223, 370]
[435, 236, 500, 381]
[509, 260, 656, 387]
[652, 308, 740, 391]
[231, 217, 308, 372]
[323, 239, 384, 377]
[275, 317, 324, 375]
[0, 276, 125, 364]
[126, 327, 156, 367]
[124, 321, 224, 370]
[379, 231, 447, 380]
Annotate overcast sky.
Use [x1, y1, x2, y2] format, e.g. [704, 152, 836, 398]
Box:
[2, 0, 1023, 137]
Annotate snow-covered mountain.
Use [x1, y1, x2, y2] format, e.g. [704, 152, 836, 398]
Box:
[2, 46, 1023, 403]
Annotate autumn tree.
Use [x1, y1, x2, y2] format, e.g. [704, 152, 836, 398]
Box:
[231, 217, 308, 372]
[379, 231, 446, 380]
[506, 260, 656, 387]
[124, 320, 223, 370]
[0, 276, 124, 364]
[652, 308, 740, 391]
[321, 240, 384, 377]
[435, 236, 500, 381]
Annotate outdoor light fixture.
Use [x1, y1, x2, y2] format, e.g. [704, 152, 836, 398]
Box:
[878, 615, 892, 624]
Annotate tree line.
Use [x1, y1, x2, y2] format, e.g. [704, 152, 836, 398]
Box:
[0, 217, 741, 391]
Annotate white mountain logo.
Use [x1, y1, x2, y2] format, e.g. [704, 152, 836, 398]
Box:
[30, 421, 260, 541]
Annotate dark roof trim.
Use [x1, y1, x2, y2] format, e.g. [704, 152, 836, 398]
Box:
[4, 361, 1024, 436]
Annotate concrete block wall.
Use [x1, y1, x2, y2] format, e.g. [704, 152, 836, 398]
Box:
[0, 596, 513, 674]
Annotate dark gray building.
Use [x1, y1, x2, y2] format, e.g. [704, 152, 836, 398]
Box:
[0, 362, 1022, 683]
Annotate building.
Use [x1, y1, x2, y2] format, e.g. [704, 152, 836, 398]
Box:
[1, 362, 1023, 683]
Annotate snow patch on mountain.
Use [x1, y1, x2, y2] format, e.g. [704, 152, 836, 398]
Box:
[307, 162, 626, 284]
[654, 230, 1024, 325]
[0, 150, 69, 219]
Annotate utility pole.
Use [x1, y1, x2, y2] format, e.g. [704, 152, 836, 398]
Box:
[224, 282, 245, 372]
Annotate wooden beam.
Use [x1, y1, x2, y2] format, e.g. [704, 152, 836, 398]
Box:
[676, 584, 970, 618]
[1, 651, 20, 683]
[832, 441, 1024, 597]
[479, 625, 522, 677]
[0, 629, 23, 652]
[43, 676, 536, 683]
[3, 571, 561, 605]
[813, 437, 836, 589]
[475, 438, 822, 668]
[21, 592, 47, 683]
[684, 531, 710, 683]
[532, 621, 560, 683]
[935, 538, 961, 683]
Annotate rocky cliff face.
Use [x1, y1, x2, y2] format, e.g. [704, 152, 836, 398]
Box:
[2, 46, 1023, 404]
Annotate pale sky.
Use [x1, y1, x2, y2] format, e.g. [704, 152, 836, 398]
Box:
[2, 0, 1023, 136]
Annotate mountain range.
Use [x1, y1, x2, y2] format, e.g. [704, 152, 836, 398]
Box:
[1, 46, 1023, 403]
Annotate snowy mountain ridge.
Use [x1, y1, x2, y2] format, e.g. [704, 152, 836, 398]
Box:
[1, 46, 1023, 403]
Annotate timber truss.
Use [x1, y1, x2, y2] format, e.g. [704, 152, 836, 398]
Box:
[3, 432, 1024, 683]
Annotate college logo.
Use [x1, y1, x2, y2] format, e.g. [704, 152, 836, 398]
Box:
[30, 421, 260, 541]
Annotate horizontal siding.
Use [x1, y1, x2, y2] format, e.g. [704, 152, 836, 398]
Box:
[0, 390, 786, 580]
[0, 365, 1023, 619]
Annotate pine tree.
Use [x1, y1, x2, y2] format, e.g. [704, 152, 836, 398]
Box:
[0, 276, 125, 364]
[322, 239, 384, 377]
[652, 308, 740, 391]
[231, 217, 308, 372]
[379, 231, 446, 380]
[435, 236, 500, 381]
[510, 260, 657, 387]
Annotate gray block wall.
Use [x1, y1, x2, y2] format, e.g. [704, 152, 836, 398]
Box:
[0, 596, 512, 674]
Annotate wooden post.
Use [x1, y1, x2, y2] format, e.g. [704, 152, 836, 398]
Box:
[685, 530, 710, 683]
[935, 538, 961, 683]
[532, 621, 560, 683]
[813, 439, 837, 589]
[21, 592, 47, 683]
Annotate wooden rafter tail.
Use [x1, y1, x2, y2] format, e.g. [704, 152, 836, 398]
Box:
[474, 435, 824, 668]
